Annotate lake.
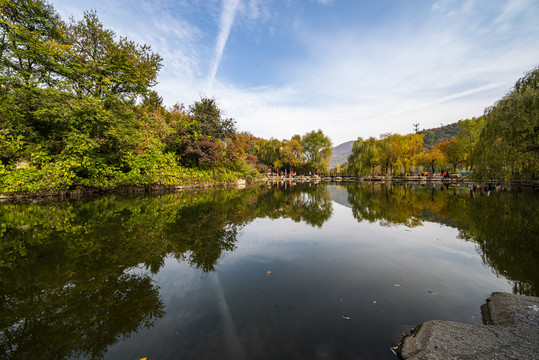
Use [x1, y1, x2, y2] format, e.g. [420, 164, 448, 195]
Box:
[1, 182, 537, 359]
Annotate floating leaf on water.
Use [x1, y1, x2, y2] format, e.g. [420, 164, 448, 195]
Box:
[266, 270, 272, 276]
[342, 315, 352, 320]
[139, 357, 147, 360]
[428, 291, 438, 295]
[118, 265, 125, 267]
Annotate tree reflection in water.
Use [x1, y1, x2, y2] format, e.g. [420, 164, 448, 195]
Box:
[0, 183, 537, 358]
[342, 183, 538, 296]
[0, 185, 333, 359]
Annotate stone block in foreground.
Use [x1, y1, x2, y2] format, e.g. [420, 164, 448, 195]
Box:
[398, 292, 539, 360]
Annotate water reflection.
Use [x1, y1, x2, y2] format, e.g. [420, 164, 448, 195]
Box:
[0, 183, 537, 359]
[256, 183, 333, 227]
[340, 183, 538, 295]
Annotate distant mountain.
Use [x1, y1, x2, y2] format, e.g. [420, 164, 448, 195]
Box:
[328, 185, 352, 208]
[330, 140, 354, 168]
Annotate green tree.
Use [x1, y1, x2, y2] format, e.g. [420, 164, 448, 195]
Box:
[301, 129, 332, 173]
[0, 0, 69, 87]
[378, 133, 401, 175]
[189, 97, 236, 139]
[66, 10, 162, 101]
[141, 90, 164, 112]
[348, 137, 379, 176]
[281, 135, 304, 170]
[256, 138, 282, 167]
[473, 67, 539, 183]
[457, 117, 485, 170]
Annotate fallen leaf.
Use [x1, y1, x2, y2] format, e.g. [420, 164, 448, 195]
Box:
[266, 270, 272, 276]
[139, 357, 147, 360]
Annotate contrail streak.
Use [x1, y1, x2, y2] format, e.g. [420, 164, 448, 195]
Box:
[213, 272, 246, 359]
[208, 0, 241, 88]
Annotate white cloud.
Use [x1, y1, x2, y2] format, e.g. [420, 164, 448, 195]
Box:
[51, 0, 539, 145]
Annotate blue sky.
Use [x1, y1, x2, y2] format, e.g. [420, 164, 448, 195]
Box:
[51, 0, 539, 145]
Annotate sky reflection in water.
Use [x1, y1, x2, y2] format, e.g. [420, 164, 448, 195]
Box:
[0, 183, 537, 360]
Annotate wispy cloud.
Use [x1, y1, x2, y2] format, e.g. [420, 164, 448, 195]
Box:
[51, 0, 539, 145]
[312, 0, 334, 5]
[208, 0, 241, 88]
[208, 0, 539, 143]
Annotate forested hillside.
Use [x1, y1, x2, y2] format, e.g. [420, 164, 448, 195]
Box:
[418, 122, 461, 149]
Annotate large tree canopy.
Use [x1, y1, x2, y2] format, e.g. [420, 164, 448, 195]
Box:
[66, 11, 162, 100]
[473, 67, 539, 183]
[301, 129, 333, 172]
[0, 1, 162, 98]
[188, 97, 236, 139]
[0, 0, 69, 86]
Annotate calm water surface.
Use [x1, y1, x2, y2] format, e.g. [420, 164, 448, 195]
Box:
[1, 183, 537, 359]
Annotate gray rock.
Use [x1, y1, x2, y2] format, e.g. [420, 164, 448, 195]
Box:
[398, 292, 539, 360]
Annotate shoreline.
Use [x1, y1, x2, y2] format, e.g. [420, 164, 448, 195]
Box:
[266, 174, 538, 189]
[1, 176, 537, 202]
[0, 178, 265, 202]
[398, 292, 539, 359]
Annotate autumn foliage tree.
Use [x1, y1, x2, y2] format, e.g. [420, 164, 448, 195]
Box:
[350, 134, 424, 175]
[420, 145, 445, 173]
[438, 139, 465, 172]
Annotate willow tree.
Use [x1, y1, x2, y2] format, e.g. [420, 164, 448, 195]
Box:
[255, 138, 282, 168]
[473, 67, 539, 183]
[398, 133, 424, 173]
[457, 117, 485, 170]
[348, 137, 379, 176]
